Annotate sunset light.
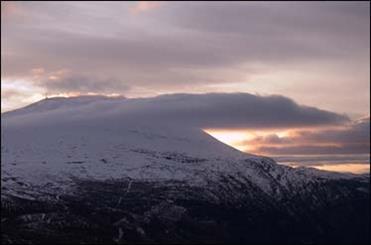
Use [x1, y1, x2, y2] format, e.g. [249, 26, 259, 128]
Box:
[204, 129, 293, 153]
[2, 1, 369, 244]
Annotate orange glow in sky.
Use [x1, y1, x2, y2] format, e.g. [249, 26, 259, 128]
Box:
[204, 129, 370, 174]
[204, 129, 292, 153]
[203, 129, 254, 151]
[287, 163, 370, 174]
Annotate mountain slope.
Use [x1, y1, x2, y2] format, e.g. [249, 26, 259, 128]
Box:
[1, 96, 369, 244]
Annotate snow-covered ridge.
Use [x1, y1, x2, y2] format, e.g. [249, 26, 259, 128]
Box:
[3, 95, 126, 118]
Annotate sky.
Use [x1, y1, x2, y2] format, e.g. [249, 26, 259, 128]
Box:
[1, 1, 370, 172]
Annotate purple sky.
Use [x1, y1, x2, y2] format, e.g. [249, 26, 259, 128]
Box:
[2, 1, 369, 116]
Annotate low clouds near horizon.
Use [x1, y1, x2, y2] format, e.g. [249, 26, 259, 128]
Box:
[244, 117, 370, 155]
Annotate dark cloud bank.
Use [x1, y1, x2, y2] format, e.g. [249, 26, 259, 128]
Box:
[39, 74, 130, 94]
[250, 117, 370, 155]
[3, 93, 349, 130]
[120, 93, 350, 129]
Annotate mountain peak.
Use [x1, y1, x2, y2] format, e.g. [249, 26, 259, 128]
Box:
[3, 94, 126, 117]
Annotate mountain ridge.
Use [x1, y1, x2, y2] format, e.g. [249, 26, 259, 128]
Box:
[1, 95, 369, 244]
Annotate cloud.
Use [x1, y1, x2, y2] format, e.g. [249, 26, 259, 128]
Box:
[3, 93, 349, 131]
[2, 2, 368, 74]
[37, 72, 130, 94]
[1, 88, 25, 99]
[248, 117, 370, 155]
[1, 1, 23, 19]
[125, 93, 349, 129]
[258, 144, 369, 155]
[293, 117, 370, 144]
[163, 2, 369, 39]
[1, 68, 130, 112]
[1, 88, 26, 112]
[248, 134, 293, 145]
[273, 154, 370, 165]
[129, 1, 162, 15]
[1, 84, 44, 113]
[1, 2, 369, 115]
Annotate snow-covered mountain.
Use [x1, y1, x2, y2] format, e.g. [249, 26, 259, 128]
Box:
[1, 95, 369, 244]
